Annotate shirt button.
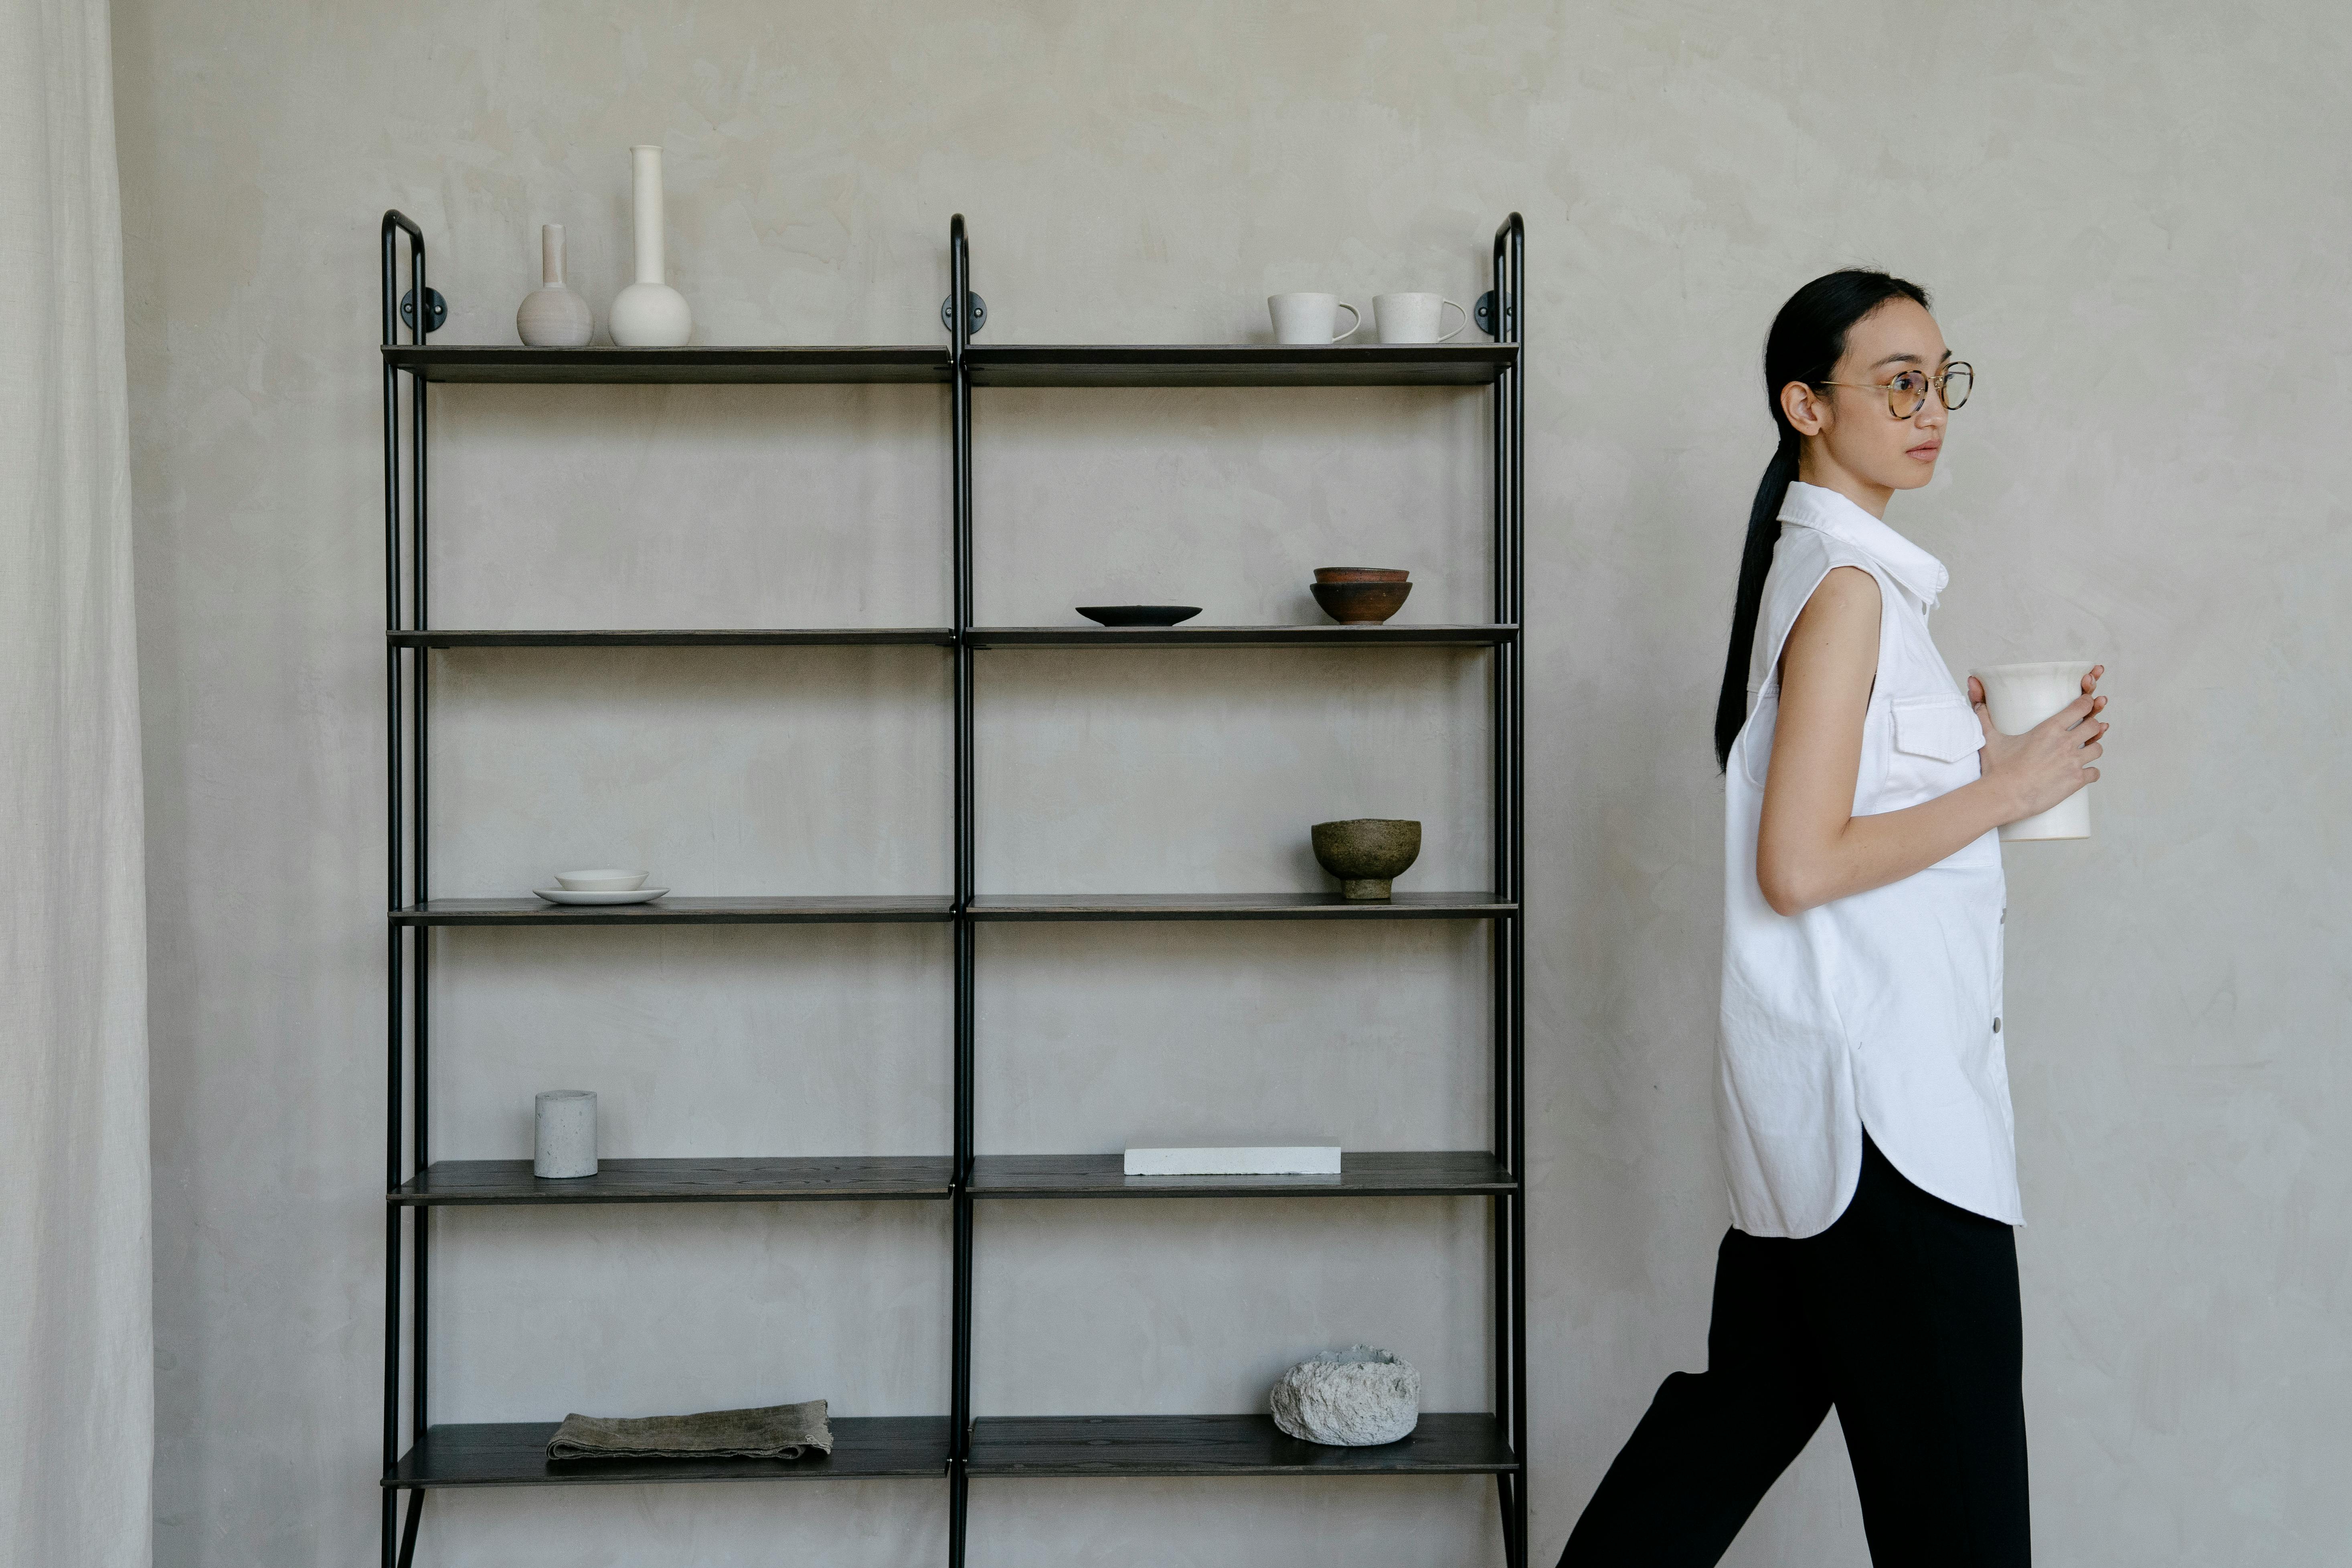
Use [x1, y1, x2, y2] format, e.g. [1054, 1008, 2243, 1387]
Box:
[1992, 1017, 2002, 1034]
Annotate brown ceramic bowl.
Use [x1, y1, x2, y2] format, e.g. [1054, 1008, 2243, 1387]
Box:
[1311, 819, 1423, 900]
[1311, 580, 1412, 624]
[1313, 567, 1411, 583]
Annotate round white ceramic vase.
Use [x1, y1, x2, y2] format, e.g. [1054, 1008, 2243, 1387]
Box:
[515, 224, 593, 347]
[608, 145, 692, 347]
[1969, 660, 2098, 840]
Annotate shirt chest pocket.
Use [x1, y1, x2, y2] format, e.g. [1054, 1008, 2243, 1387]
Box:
[1882, 693, 1984, 807]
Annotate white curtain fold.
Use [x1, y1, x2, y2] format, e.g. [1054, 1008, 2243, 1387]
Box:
[0, 0, 154, 1563]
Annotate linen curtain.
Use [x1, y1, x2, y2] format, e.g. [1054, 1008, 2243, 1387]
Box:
[0, 0, 154, 1562]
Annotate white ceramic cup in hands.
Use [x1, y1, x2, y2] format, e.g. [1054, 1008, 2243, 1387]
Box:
[1969, 661, 2099, 840]
[1269, 293, 1361, 344]
[1372, 293, 1468, 344]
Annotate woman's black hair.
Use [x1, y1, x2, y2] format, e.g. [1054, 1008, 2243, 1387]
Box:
[1712, 269, 1932, 771]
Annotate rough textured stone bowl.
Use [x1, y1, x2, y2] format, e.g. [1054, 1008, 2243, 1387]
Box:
[1269, 1345, 1421, 1446]
[1310, 819, 1422, 900]
[1310, 580, 1412, 624]
[1313, 566, 1411, 583]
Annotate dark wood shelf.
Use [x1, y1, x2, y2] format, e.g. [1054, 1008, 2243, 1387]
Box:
[390, 626, 1506, 649]
[967, 892, 1512, 922]
[392, 896, 955, 927]
[391, 628, 956, 648]
[383, 345, 950, 384]
[969, 1150, 1515, 1200]
[384, 343, 1515, 387]
[965, 343, 1512, 388]
[968, 624, 1514, 649]
[386, 1418, 950, 1487]
[392, 1156, 954, 1206]
[966, 1413, 1516, 1477]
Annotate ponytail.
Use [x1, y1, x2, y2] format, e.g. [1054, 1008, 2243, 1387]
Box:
[1712, 270, 1931, 771]
[1712, 434, 1802, 768]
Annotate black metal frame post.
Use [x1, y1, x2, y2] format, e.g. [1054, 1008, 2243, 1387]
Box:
[947, 214, 977, 1568]
[409, 231, 434, 1568]
[380, 210, 432, 1568]
[1488, 210, 1528, 1568]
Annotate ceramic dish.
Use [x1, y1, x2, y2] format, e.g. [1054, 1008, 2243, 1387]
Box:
[1310, 581, 1412, 623]
[555, 868, 648, 892]
[1077, 605, 1203, 627]
[1310, 819, 1421, 900]
[533, 887, 671, 905]
[1313, 567, 1410, 584]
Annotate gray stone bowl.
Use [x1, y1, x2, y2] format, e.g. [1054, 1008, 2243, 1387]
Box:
[1310, 819, 1422, 900]
[1269, 1345, 1421, 1446]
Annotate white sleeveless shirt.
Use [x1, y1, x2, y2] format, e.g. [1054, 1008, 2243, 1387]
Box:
[1718, 482, 2018, 1238]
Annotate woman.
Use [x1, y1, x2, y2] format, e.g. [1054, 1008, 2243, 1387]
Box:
[1557, 273, 2109, 1567]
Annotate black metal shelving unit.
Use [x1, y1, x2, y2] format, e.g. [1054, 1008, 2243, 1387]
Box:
[378, 208, 1526, 1568]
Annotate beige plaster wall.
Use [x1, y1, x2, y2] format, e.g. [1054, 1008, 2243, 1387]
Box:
[113, 2, 2351, 1564]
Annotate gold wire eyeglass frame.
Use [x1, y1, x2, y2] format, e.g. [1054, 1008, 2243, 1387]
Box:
[1817, 362, 1974, 419]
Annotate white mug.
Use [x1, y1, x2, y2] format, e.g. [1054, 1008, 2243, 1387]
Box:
[1372, 293, 1469, 344]
[1269, 293, 1360, 345]
[1968, 661, 2099, 840]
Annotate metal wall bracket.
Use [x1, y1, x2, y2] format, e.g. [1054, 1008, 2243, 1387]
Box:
[1474, 290, 1514, 340]
[941, 292, 987, 336]
[401, 287, 447, 336]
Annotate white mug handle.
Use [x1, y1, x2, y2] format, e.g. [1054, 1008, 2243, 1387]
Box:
[1331, 303, 1360, 342]
[1437, 299, 1468, 342]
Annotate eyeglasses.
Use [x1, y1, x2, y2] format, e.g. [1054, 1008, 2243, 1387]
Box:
[1818, 362, 1973, 419]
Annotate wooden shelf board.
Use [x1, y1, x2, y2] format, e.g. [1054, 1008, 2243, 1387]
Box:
[967, 892, 1513, 922]
[383, 345, 950, 384]
[386, 1418, 949, 1487]
[965, 1412, 1516, 1477]
[968, 1150, 1514, 1200]
[390, 628, 956, 648]
[392, 896, 955, 927]
[965, 343, 1513, 388]
[392, 1156, 954, 1206]
[967, 624, 1514, 649]
[384, 343, 1514, 387]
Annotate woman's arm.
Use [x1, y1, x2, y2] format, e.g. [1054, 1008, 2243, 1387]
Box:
[1755, 567, 2108, 916]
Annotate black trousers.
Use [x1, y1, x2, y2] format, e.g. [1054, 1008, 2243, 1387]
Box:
[1557, 1137, 2029, 1567]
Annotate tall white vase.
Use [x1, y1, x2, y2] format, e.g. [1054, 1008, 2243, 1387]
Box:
[608, 145, 692, 346]
[1970, 660, 2098, 840]
[515, 223, 593, 346]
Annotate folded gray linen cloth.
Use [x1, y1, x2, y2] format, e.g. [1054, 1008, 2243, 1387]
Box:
[547, 1399, 832, 1462]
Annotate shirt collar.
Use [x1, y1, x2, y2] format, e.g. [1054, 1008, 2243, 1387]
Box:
[1777, 481, 1949, 610]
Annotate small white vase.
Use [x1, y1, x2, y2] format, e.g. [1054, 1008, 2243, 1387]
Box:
[516, 224, 593, 347]
[608, 145, 692, 346]
[533, 1090, 597, 1179]
[1969, 660, 2099, 840]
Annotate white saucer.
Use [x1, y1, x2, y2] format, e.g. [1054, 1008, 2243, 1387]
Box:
[533, 887, 670, 906]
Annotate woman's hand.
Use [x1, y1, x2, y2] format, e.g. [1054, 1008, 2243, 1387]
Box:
[1968, 664, 2108, 824]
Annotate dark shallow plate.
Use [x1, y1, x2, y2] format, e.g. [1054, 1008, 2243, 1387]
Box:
[1076, 605, 1204, 627]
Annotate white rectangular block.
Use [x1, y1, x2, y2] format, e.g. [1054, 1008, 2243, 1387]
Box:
[1122, 1145, 1342, 1176]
